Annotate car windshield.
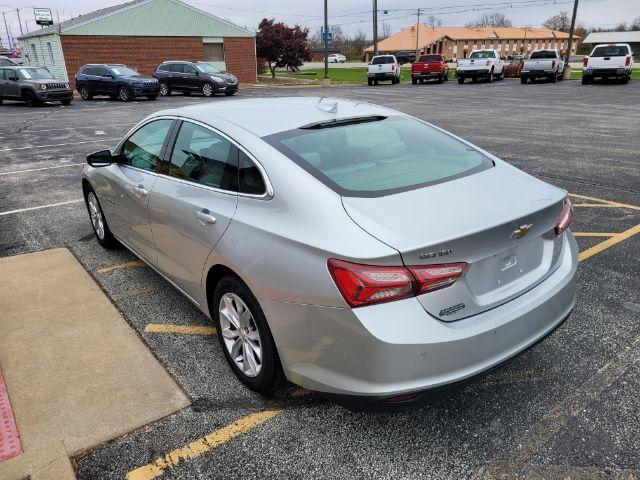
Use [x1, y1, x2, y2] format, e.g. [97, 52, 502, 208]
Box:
[470, 51, 496, 59]
[419, 55, 442, 62]
[371, 56, 395, 64]
[591, 46, 629, 57]
[109, 66, 139, 76]
[195, 63, 221, 74]
[265, 117, 492, 197]
[530, 51, 557, 59]
[18, 67, 53, 79]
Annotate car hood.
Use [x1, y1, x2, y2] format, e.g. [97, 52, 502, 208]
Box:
[206, 73, 236, 82]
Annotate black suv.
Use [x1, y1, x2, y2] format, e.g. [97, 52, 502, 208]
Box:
[154, 61, 238, 97]
[394, 51, 416, 65]
[75, 64, 160, 102]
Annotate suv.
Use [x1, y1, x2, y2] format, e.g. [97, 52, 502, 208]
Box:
[0, 56, 19, 66]
[582, 43, 633, 84]
[394, 51, 416, 65]
[0, 66, 72, 106]
[154, 61, 238, 97]
[75, 64, 160, 102]
[367, 55, 401, 85]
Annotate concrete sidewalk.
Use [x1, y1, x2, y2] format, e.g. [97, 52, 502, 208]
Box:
[0, 248, 190, 480]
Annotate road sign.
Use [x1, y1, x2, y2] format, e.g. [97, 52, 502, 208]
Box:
[321, 27, 332, 45]
[33, 8, 53, 26]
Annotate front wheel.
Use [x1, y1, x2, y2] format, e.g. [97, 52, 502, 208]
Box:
[458, 77, 465, 84]
[213, 276, 283, 394]
[85, 187, 117, 248]
[202, 82, 214, 97]
[159, 81, 170, 96]
[79, 85, 92, 100]
[368, 78, 373, 86]
[61, 99, 72, 106]
[118, 86, 132, 102]
[24, 91, 40, 107]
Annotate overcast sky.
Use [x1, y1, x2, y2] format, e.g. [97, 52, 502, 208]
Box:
[2, 0, 639, 44]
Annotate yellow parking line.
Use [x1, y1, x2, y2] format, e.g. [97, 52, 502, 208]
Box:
[126, 410, 283, 480]
[112, 286, 157, 301]
[144, 324, 216, 335]
[579, 223, 640, 262]
[569, 193, 640, 212]
[572, 232, 617, 237]
[96, 261, 145, 274]
[573, 203, 621, 208]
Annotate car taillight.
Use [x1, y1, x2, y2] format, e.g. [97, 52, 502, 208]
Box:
[583, 56, 588, 67]
[555, 199, 574, 236]
[625, 56, 631, 66]
[327, 259, 468, 308]
[392, 64, 395, 71]
[408, 263, 469, 294]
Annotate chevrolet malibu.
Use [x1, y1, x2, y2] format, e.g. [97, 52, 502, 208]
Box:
[82, 97, 578, 409]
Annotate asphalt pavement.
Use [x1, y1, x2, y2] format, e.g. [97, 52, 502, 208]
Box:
[1, 78, 639, 479]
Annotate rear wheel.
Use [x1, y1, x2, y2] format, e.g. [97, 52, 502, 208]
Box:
[79, 85, 92, 100]
[118, 86, 132, 102]
[202, 82, 214, 97]
[84, 187, 117, 248]
[411, 77, 417, 85]
[213, 276, 283, 395]
[374, 79, 379, 86]
[61, 99, 72, 106]
[487, 71, 494, 83]
[622, 76, 630, 84]
[437, 74, 443, 84]
[159, 81, 170, 96]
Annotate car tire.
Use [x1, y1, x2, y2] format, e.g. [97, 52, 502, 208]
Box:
[437, 74, 443, 84]
[374, 79, 379, 86]
[411, 77, 417, 85]
[61, 99, 72, 106]
[225, 91, 236, 96]
[444, 71, 449, 81]
[458, 77, 465, 84]
[581, 76, 591, 85]
[487, 71, 494, 83]
[202, 82, 214, 97]
[550, 74, 557, 83]
[521, 76, 527, 84]
[84, 186, 117, 249]
[159, 81, 170, 96]
[23, 90, 40, 107]
[622, 76, 630, 84]
[147, 94, 158, 100]
[212, 275, 283, 395]
[118, 86, 132, 102]
[79, 85, 92, 101]
[368, 79, 373, 86]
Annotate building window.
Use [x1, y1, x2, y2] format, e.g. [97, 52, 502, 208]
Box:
[47, 42, 55, 64]
[203, 43, 224, 62]
[30, 43, 38, 63]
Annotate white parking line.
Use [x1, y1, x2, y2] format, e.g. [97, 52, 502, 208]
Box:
[0, 163, 85, 176]
[0, 199, 84, 216]
[0, 139, 119, 152]
[0, 124, 132, 138]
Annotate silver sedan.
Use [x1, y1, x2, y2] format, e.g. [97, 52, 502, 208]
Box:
[82, 97, 578, 409]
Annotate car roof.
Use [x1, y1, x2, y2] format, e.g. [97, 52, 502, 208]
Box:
[153, 97, 400, 137]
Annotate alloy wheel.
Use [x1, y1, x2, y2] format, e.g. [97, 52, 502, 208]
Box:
[119, 87, 130, 101]
[202, 82, 214, 97]
[87, 192, 105, 240]
[159, 83, 169, 96]
[219, 293, 262, 377]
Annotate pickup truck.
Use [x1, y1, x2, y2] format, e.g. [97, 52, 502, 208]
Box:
[456, 50, 504, 83]
[582, 43, 633, 84]
[411, 54, 449, 84]
[520, 50, 565, 83]
[367, 55, 401, 86]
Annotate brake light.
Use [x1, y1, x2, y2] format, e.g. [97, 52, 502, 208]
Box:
[555, 199, 574, 236]
[626, 56, 631, 66]
[327, 259, 468, 308]
[392, 64, 395, 71]
[583, 56, 588, 67]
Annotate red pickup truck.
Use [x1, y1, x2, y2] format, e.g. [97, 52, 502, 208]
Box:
[411, 54, 449, 84]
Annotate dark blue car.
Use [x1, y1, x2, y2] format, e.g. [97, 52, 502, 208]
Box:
[75, 64, 160, 102]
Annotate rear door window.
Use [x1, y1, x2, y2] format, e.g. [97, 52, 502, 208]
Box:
[120, 119, 173, 172]
[265, 117, 492, 197]
[371, 56, 394, 64]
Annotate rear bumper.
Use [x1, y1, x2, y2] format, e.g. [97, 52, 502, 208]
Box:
[411, 72, 442, 79]
[457, 68, 490, 78]
[262, 232, 578, 407]
[583, 67, 631, 78]
[521, 70, 557, 77]
[368, 72, 396, 79]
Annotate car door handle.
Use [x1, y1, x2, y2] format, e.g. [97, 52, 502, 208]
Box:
[195, 210, 216, 225]
[134, 185, 148, 197]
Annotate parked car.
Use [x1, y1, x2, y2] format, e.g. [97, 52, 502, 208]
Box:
[582, 43, 633, 84]
[0, 66, 73, 106]
[75, 64, 160, 102]
[154, 61, 238, 97]
[394, 51, 416, 65]
[411, 54, 449, 84]
[327, 54, 347, 63]
[367, 55, 401, 85]
[82, 97, 578, 410]
[0, 55, 19, 66]
[503, 57, 525, 78]
[456, 50, 505, 83]
[521, 50, 564, 83]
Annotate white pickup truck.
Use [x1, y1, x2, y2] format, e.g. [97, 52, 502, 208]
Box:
[456, 50, 504, 84]
[521, 50, 565, 83]
[582, 43, 633, 84]
[367, 55, 401, 86]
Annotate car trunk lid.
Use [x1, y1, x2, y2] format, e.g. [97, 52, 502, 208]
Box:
[342, 163, 566, 321]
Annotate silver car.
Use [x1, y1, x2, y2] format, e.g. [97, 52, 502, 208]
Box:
[82, 97, 578, 409]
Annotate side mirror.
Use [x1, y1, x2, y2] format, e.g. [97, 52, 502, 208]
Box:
[87, 149, 114, 167]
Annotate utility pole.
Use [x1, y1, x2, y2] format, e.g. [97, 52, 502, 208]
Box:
[2, 12, 10, 51]
[563, 0, 579, 79]
[323, 0, 328, 80]
[372, 0, 378, 56]
[16, 8, 23, 35]
[415, 8, 421, 58]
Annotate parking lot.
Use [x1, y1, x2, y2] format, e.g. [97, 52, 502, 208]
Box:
[1, 78, 639, 479]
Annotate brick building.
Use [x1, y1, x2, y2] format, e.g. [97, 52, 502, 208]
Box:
[18, 0, 257, 83]
[365, 25, 580, 62]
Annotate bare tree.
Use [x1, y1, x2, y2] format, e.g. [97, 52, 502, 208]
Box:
[542, 11, 570, 32]
[466, 12, 512, 28]
[381, 22, 392, 39]
[631, 16, 640, 30]
[425, 15, 442, 28]
[613, 22, 628, 32]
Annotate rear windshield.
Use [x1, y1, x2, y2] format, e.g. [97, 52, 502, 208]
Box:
[470, 51, 496, 59]
[371, 56, 395, 64]
[264, 117, 492, 197]
[530, 50, 557, 59]
[591, 45, 629, 57]
[419, 55, 442, 62]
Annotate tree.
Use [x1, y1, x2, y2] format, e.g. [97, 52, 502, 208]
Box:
[425, 15, 443, 28]
[543, 11, 570, 32]
[630, 16, 640, 31]
[256, 18, 312, 78]
[613, 23, 628, 32]
[466, 12, 512, 28]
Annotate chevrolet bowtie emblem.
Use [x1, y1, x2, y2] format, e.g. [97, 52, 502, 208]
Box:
[511, 224, 533, 239]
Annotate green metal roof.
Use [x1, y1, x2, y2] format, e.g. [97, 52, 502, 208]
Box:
[19, 0, 253, 40]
